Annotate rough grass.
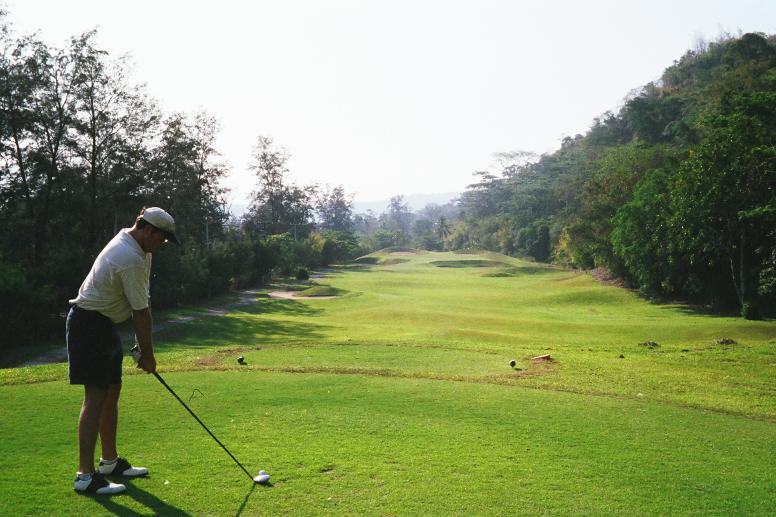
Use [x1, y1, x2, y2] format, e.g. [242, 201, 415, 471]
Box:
[1, 251, 775, 515]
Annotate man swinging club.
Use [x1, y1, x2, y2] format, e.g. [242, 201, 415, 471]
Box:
[67, 207, 179, 495]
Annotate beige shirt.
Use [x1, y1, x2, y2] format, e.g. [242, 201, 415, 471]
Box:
[69, 229, 152, 323]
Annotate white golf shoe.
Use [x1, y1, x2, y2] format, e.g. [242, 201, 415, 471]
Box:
[73, 472, 126, 495]
[99, 457, 149, 478]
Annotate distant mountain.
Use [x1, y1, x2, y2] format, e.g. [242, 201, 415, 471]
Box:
[353, 192, 460, 215]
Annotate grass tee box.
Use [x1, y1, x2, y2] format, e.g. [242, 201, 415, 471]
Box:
[1, 372, 775, 516]
[1, 250, 775, 515]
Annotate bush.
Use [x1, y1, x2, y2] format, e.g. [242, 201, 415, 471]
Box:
[296, 268, 310, 280]
[0, 262, 58, 349]
[320, 231, 363, 265]
[741, 302, 761, 320]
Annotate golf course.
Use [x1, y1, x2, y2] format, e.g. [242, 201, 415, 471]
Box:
[0, 249, 774, 515]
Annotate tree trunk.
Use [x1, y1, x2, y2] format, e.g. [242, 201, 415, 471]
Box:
[729, 234, 746, 310]
[740, 233, 745, 307]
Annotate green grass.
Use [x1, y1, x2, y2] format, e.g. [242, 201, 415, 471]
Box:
[1, 250, 775, 515]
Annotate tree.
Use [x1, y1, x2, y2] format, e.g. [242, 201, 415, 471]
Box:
[25, 36, 81, 265]
[316, 184, 354, 231]
[671, 89, 776, 311]
[249, 135, 288, 226]
[411, 219, 441, 251]
[383, 195, 413, 235]
[353, 209, 379, 236]
[246, 135, 315, 237]
[611, 169, 681, 295]
[437, 216, 451, 241]
[0, 31, 41, 263]
[70, 32, 158, 248]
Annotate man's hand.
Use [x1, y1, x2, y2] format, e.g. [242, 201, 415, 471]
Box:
[137, 352, 157, 373]
[131, 344, 156, 373]
[132, 307, 156, 373]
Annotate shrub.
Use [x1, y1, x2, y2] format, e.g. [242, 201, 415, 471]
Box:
[0, 262, 58, 349]
[741, 302, 761, 320]
[296, 268, 310, 280]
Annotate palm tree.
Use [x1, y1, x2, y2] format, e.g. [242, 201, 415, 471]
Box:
[436, 216, 451, 240]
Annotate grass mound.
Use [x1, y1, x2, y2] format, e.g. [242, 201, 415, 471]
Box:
[353, 256, 380, 265]
[379, 258, 410, 266]
[482, 265, 556, 277]
[453, 248, 487, 255]
[430, 259, 505, 268]
[377, 246, 418, 254]
[295, 285, 342, 297]
[353, 255, 410, 266]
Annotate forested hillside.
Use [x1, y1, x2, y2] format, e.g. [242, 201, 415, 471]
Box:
[451, 33, 776, 318]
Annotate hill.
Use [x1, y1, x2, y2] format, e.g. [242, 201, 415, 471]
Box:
[451, 33, 776, 318]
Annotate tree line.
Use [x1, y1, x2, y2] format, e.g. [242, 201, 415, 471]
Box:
[0, 18, 367, 350]
[0, 14, 463, 351]
[446, 33, 776, 318]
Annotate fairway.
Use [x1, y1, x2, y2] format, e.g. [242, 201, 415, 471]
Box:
[1, 251, 775, 515]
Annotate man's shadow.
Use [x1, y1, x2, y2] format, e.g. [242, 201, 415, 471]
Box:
[89, 478, 192, 516]
[234, 483, 256, 517]
[87, 478, 270, 516]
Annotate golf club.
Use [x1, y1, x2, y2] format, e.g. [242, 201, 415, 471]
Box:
[132, 347, 270, 484]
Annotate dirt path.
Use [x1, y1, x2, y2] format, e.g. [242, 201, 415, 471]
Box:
[19, 289, 265, 367]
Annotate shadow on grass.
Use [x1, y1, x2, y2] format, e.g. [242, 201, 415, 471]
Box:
[90, 478, 192, 516]
[329, 264, 383, 274]
[235, 483, 256, 517]
[430, 259, 506, 268]
[482, 266, 559, 277]
[236, 298, 324, 316]
[655, 303, 776, 322]
[155, 306, 333, 349]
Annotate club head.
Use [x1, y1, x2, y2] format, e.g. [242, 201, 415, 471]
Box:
[253, 472, 270, 484]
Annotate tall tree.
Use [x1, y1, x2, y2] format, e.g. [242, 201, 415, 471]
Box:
[70, 31, 158, 247]
[246, 136, 315, 237]
[382, 195, 413, 235]
[671, 89, 776, 311]
[316, 184, 354, 232]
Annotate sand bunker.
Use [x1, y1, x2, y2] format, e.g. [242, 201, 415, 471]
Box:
[268, 291, 336, 300]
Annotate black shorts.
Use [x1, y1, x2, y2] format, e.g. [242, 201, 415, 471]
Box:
[66, 305, 123, 387]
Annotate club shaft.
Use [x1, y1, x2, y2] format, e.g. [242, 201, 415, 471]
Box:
[153, 372, 254, 481]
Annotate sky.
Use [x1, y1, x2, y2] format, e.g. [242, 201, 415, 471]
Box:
[5, 1, 776, 208]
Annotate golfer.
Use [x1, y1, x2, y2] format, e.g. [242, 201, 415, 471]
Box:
[68, 207, 179, 495]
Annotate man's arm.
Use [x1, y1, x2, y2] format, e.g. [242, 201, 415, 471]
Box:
[132, 307, 156, 373]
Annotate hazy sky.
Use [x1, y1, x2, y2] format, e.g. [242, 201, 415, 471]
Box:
[6, 1, 776, 206]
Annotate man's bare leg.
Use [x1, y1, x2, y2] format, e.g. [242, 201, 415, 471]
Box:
[78, 385, 108, 474]
[99, 383, 122, 461]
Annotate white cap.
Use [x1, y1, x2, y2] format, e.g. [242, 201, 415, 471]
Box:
[141, 207, 180, 244]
